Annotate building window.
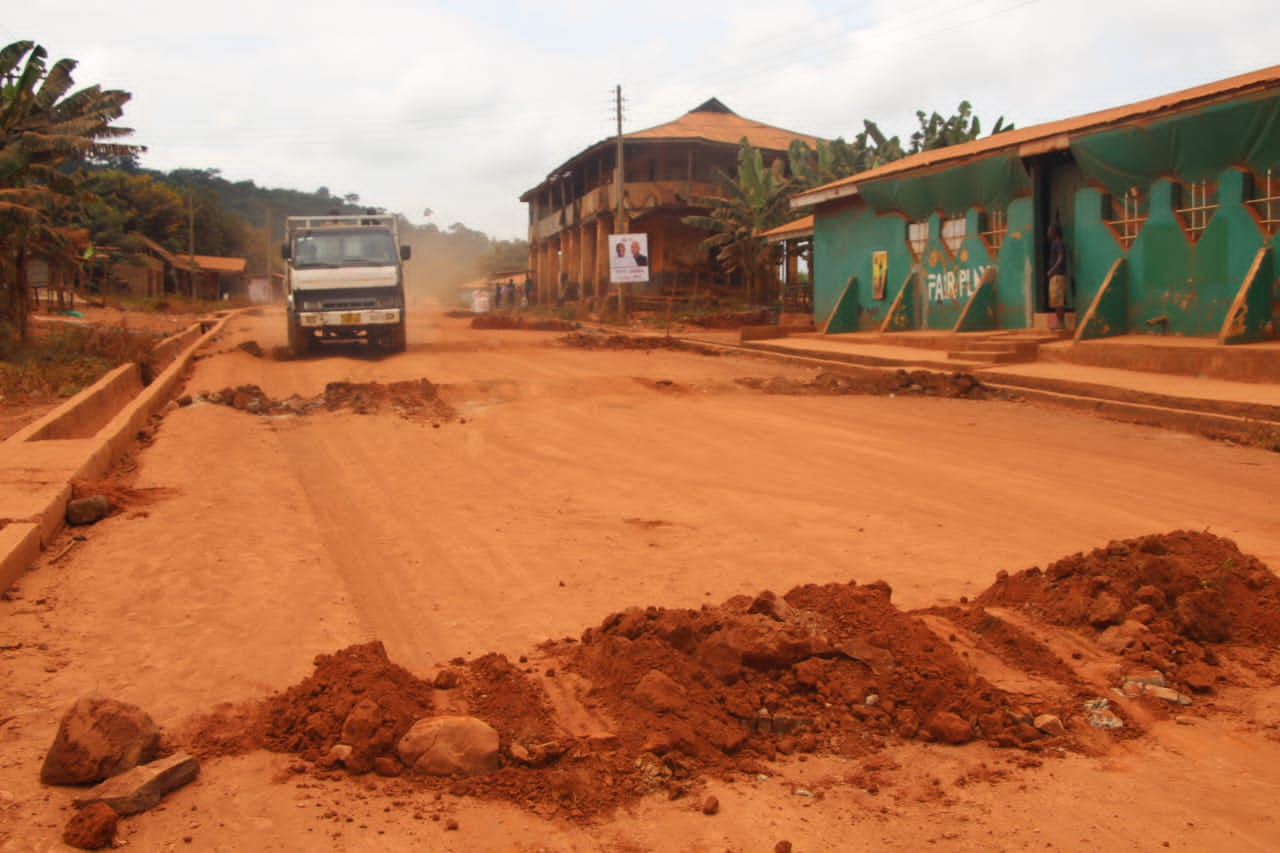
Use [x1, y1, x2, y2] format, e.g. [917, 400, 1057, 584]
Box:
[1246, 167, 1280, 236]
[941, 217, 966, 255]
[1173, 179, 1218, 243]
[1102, 187, 1147, 249]
[907, 220, 929, 259]
[978, 208, 1006, 253]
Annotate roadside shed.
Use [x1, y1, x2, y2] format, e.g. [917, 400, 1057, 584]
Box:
[792, 65, 1280, 345]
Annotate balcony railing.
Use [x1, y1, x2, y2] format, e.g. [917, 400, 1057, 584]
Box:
[530, 180, 722, 241]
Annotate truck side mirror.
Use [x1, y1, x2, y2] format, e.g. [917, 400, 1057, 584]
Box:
[400, 246, 411, 261]
[281, 243, 292, 260]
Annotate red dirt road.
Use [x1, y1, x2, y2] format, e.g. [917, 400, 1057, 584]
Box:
[3, 307, 1280, 851]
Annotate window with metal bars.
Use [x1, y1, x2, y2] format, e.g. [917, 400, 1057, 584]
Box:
[1101, 187, 1147, 249]
[978, 208, 1006, 253]
[1245, 168, 1280, 235]
[1173, 179, 1218, 243]
[941, 217, 966, 255]
[907, 220, 929, 259]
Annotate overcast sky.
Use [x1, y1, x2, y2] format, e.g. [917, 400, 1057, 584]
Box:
[6, 1, 1279, 240]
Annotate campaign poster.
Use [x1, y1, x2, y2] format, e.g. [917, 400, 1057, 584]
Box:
[609, 233, 650, 284]
[872, 250, 888, 300]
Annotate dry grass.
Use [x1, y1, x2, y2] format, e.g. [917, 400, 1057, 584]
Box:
[0, 321, 157, 398]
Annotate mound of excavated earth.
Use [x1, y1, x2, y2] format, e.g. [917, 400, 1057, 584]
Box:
[166, 531, 1280, 823]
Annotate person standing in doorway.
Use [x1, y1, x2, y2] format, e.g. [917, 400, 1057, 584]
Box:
[1047, 223, 1068, 332]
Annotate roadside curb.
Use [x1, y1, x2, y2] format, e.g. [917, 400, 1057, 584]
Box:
[0, 310, 243, 595]
[678, 333, 1280, 441]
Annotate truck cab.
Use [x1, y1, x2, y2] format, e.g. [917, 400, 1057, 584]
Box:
[281, 214, 411, 356]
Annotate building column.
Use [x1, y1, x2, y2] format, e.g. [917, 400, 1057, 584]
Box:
[578, 223, 593, 299]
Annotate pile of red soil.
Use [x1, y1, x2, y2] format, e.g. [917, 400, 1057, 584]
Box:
[190, 380, 455, 422]
[188, 584, 1077, 820]
[559, 331, 720, 355]
[471, 315, 577, 331]
[975, 530, 1280, 691]
[175, 532, 1280, 821]
[736, 369, 1001, 400]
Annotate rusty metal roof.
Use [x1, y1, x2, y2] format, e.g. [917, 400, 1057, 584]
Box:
[522, 99, 820, 200]
[792, 63, 1280, 209]
[759, 214, 814, 243]
[626, 100, 820, 152]
[182, 255, 246, 274]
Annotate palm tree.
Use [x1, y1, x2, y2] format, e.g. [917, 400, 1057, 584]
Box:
[1, 40, 139, 339]
[682, 139, 792, 304]
[910, 101, 1013, 153]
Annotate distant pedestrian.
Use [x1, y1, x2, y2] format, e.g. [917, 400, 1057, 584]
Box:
[1047, 223, 1067, 331]
[503, 280, 515, 309]
[523, 273, 534, 305]
[493, 281, 502, 309]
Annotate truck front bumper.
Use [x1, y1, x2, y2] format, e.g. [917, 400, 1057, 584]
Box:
[298, 308, 402, 328]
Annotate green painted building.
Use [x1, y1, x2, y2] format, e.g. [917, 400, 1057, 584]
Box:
[792, 66, 1280, 344]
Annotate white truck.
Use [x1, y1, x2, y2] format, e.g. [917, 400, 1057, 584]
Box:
[281, 213, 411, 356]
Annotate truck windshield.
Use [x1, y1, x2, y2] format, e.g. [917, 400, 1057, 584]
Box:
[293, 230, 397, 268]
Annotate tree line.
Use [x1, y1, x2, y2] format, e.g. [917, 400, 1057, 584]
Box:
[1, 39, 527, 344]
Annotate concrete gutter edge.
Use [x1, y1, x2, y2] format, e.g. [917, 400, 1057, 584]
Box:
[0, 310, 243, 596]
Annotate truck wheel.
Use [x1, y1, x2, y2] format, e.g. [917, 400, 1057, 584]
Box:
[388, 321, 407, 353]
[288, 320, 310, 358]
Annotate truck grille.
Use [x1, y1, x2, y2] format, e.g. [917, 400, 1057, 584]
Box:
[317, 297, 377, 311]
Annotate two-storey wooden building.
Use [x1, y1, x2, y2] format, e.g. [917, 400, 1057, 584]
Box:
[520, 98, 818, 304]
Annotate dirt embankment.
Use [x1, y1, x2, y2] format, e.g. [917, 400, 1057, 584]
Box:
[173, 530, 1280, 822]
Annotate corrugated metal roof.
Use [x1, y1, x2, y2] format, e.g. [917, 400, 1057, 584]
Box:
[184, 255, 246, 274]
[792, 63, 1280, 209]
[759, 214, 814, 242]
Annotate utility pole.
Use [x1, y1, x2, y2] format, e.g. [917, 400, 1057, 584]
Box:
[264, 206, 272, 281]
[614, 84, 625, 316]
[187, 189, 196, 298]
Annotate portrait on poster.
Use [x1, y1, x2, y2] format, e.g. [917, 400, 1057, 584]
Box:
[872, 250, 888, 300]
[609, 233, 650, 284]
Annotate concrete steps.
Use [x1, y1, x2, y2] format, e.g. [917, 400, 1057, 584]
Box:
[947, 332, 1068, 364]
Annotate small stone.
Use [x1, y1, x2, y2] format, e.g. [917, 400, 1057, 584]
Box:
[66, 496, 112, 527]
[42, 697, 160, 785]
[1033, 714, 1066, 737]
[1139, 685, 1193, 706]
[73, 752, 200, 816]
[1083, 698, 1124, 729]
[398, 716, 500, 777]
[445, 818, 459, 831]
[701, 796, 719, 815]
[373, 756, 402, 777]
[63, 802, 118, 850]
[1122, 670, 1165, 688]
[775, 841, 793, 853]
[321, 744, 353, 768]
[1179, 662, 1217, 694]
[1088, 592, 1126, 628]
[926, 711, 972, 745]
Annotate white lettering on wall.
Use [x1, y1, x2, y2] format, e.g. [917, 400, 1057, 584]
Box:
[927, 264, 988, 303]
